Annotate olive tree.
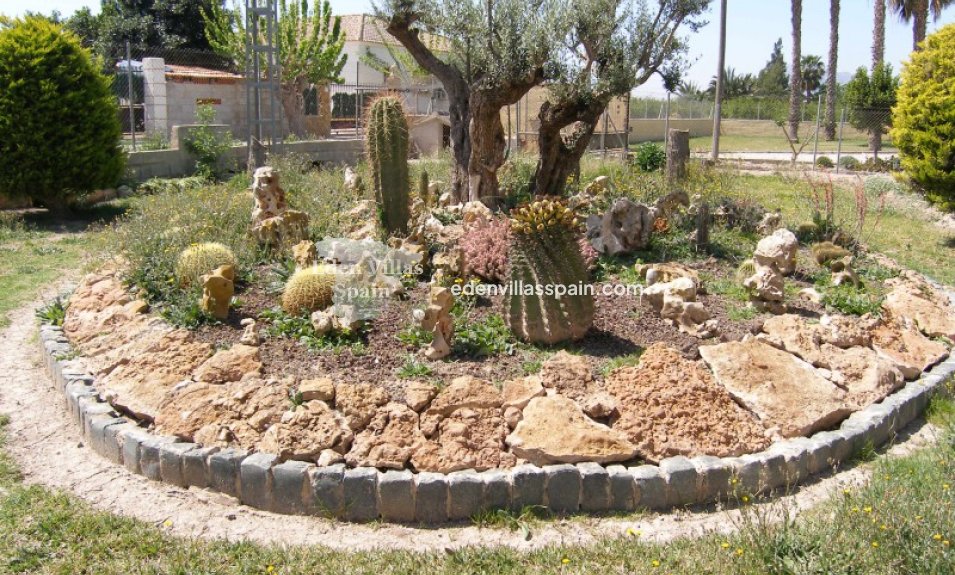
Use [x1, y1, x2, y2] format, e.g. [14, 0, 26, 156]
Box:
[532, 0, 708, 196]
[377, 0, 570, 204]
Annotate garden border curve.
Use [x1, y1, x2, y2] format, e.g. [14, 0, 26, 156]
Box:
[37, 318, 955, 524]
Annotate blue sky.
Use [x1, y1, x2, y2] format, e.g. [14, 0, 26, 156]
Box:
[2, 0, 952, 95]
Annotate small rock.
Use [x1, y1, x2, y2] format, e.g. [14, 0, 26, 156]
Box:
[299, 377, 335, 402]
[405, 380, 438, 412]
[539, 351, 594, 400]
[503, 405, 522, 429]
[581, 392, 618, 419]
[502, 375, 545, 409]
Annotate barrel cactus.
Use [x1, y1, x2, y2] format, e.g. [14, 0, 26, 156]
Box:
[175, 242, 236, 287]
[505, 199, 595, 344]
[366, 96, 410, 235]
[282, 265, 337, 315]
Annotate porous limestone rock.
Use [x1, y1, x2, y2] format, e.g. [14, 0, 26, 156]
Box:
[606, 343, 769, 462]
[586, 198, 655, 256]
[538, 351, 594, 400]
[822, 344, 904, 410]
[583, 175, 611, 196]
[404, 380, 438, 412]
[258, 400, 353, 461]
[411, 407, 515, 473]
[343, 166, 362, 194]
[580, 392, 618, 420]
[420, 375, 502, 436]
[239, 318, 261, 346]
[292, 240, 317, 269]
[871, 318, 949, 379]
[299, 377, 335, 402]
[699, 339, 851, 438]
[743, 229, 797, 314]
[753, 228, 798, 276]
[830, 255, 860, 287]
[461, 201, 492, 225]
[641, 275, 718, 338]
[501, 376, 545, 409]
[193, 343, 262, 384]
[882, 273, 955, 340]
[334, 382, 390, 431]
[200, 264, 234, 320]
[506, 396, 637, 465]
[250, 166, 310, 247]
[420, 286, 454, 360]
[346, 403, 425, 469]
[756, 211, 782, 235]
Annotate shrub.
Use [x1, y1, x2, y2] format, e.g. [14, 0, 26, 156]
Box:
[282, 265, 337, 315]
[839, 156, 861, 171]
[175, 242, 236, 287]
[460, 216, 511, 283]
[892, 23, 955, 208]
[0, 17, 124, 213]
[185, 104, 234, 181]
[634, 142, 665, 172]
[816, 156, 834, 169]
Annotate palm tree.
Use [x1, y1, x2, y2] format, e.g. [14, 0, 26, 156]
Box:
[873, 0, 886, 67]
[801, 55, 826, 100]
[788, 0, 802, 140]
[825, 0, 839, 140]
[871, 0, 886, 153]
[889, 0, 954, 51]
[712, 0, 727, 161]
[708, 68, 755, 99]
[677, 80, 705, 100]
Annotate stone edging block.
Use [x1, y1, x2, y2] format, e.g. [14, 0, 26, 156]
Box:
[37, 320, 955, 523]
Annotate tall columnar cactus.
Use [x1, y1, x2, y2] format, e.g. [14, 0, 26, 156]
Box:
[506, 199, 595, 344]
[365, 96, 410, 235]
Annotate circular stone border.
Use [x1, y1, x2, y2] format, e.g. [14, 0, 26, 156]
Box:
[38, 320, 955, 524]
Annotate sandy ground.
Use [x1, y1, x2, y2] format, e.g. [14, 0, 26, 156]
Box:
[0, 291, 945, 553]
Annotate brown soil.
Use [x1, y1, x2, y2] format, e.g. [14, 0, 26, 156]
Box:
[191, 256, 826, 390]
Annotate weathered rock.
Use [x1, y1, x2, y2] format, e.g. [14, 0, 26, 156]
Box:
[699, 339, 851, 438]
[258, 401, 353, 461]
[506, 396, 637, 465]
[871, 318, 949, 379]
[756, 211, 782, 235]
[421, 286, 454, 360]
[250, 167, 309, 247]
[193, 344, 262, 384]
[539, 351, 594, 400]
[503, 405, 522, 429]
[239, 318, 261, 346]
[411, 407, 515, 473]
[299, 377, 335, 402]
[759, 314, 826, 365]
[334, 382, 390, 431]
[580, 392, 618, 420]
[753, 228, 798, 276]
[501, 375, 545, 409]
[292, 240, 317, 269]
[606, 343, 769, 462]
[882, 273, 955, 340]
[461, 201, 492, 225]
[420, 375, 502, 436]
[641, 275, 718, 338]
[822, 344, 904, 410]
[200, 265, 234, 320]
[346, 403, 425, 469]
[636, 262, 700, 285]
[586, 198, 655, 256]
[97, 328, 212, 421]
[404, 380, 438, 412]
[798, 287, 823, 304]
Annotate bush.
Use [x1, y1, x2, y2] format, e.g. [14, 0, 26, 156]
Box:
[839, 156, 861, 171]
[892, 23, 955, 208]
[0, 17, 124, 213]
[634, 142, 665, 172]
[185, 104, 233, 181]
[816, 156, 834, 169]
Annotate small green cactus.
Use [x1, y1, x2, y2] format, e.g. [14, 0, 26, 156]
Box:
[281, 265, 337, 315]
[365, 96, 410, 235]
[505, 199, 594, 344]
[796, 221, 820, 242]
[418, 170, 430, 207]
[811, 241, 851, 267]
[175, 242, 236, 287]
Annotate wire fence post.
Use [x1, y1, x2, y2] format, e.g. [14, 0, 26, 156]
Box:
[126, 40, 136, 151]
[835, 106, 846, 173]
[811, 93, 821, 170]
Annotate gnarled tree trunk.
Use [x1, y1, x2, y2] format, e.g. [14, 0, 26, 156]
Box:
[532, 97, 606, 197]
[467, 95, 510, 204]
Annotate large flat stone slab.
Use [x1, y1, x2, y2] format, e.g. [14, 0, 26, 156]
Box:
[699, 339, 851, 438]
[882, 274, 955, 340]
[871, 318, 949, 379]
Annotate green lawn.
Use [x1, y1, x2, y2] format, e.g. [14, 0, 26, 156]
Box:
[1, 174, 954, 573]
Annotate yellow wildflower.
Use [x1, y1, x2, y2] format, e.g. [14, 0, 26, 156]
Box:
[721, 542, 730, 549]
[934, 534, 943, 541]
[561, 558, 570, 565]
[735, 548, 744, 557]
[871, 542, 879, 548]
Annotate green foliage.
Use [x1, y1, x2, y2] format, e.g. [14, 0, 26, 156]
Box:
[822, 283, 884, 316]
[366, 96, 410, 236]
[35, 297, 67, 326]
[0, 18, 124, 212]
[396, 355, 433, 379]
[600, 351, 644, 376]
[281, 265, 336, 315]
[815, 155, 834, 169]
[839, 155, 861, 171]
[506, 199, 594, 344]
[844, 63, 899, 140]
[202, 0, 346, 85]
[453, 313, 515, 358]
[755, 38, 789, 97]
[0, 211, 26, 241]
[633, 142, 666, 172]
[891, 23, 955, 208]
[184, 105, 233, 181]
[259, 307, 364, 352]
[497, 156, 537, 209]
[396, 324, 433, 347]
[174, 242, 236, 287]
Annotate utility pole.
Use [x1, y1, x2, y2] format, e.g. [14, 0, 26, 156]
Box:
[711, 0, 727, 162]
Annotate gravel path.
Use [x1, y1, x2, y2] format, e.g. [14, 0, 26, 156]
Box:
[0, 295, 943, 552]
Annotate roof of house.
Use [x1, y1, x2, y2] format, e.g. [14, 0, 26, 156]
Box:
[338, 14, 449, 50]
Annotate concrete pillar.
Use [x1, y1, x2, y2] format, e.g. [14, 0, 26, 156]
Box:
[143, 58, 168, 140]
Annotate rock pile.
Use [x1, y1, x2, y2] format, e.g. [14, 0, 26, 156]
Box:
[250, 167, 310, 247]
[742, 228, 798, 313]
[639, 263, 717, 338]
